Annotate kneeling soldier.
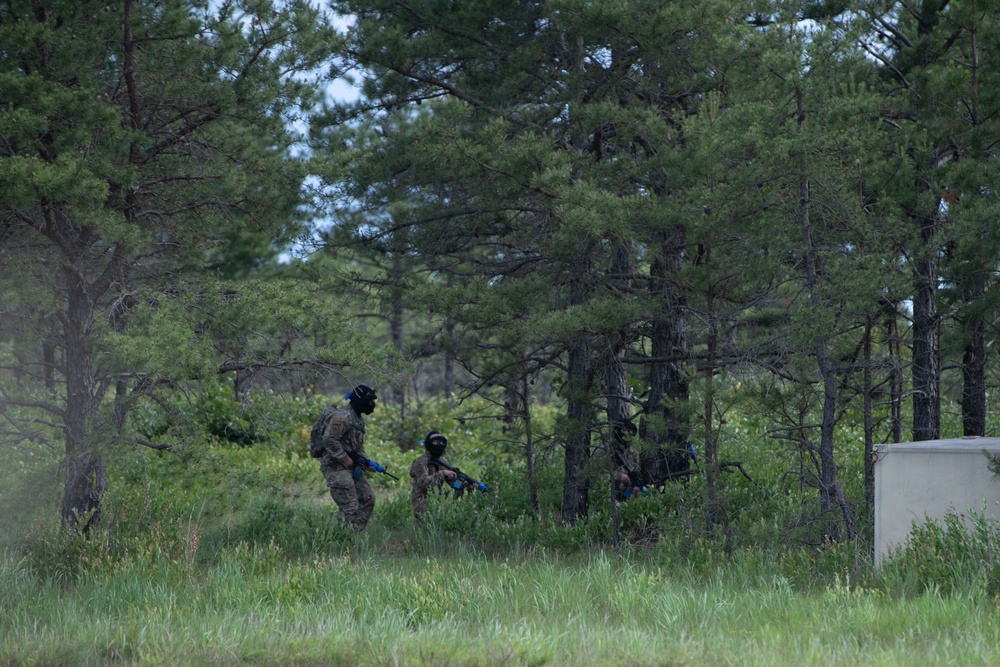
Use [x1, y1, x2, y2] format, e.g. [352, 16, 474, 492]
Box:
[409, 430, 463, 523]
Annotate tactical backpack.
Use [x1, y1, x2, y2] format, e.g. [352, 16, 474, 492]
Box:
[309, 406, 338, 458]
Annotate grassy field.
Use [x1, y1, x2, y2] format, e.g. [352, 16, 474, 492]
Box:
[3, 394, 1000, 666]
[3, 530, 1000, 666]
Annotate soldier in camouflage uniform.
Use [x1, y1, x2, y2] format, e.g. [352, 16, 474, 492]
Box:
[409, 430, 462, 523]
[590, 419, 642, 502]
[318, 384, 378, 532]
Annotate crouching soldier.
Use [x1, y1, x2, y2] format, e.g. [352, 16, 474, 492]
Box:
[591, 419, 644, 502]
[409, 431, 461, 523]
[410, 430, 492, 523]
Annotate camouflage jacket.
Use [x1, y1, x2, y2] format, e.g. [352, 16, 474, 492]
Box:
[319, 405, 367, 468]
[409, 451, 456, 501]
[590, 443, 640, 492]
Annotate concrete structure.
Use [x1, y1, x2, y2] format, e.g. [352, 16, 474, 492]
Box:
[874, 437, 1000, 567]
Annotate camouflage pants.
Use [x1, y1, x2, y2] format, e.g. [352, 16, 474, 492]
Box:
[411, 490, 428, 522]
[411, 485, 466, 525]
[321, 464, 375, 532]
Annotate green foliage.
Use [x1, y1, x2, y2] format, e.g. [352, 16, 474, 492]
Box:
[880, 508, 1000, 598]
[10, 387, 1000, 665]
[198, 496, 358, 563]
[17, 481, 206, 584]
[986, 450, 1000, 481]
[132, 383, 336, 450]
[7, 526, 1000, 666]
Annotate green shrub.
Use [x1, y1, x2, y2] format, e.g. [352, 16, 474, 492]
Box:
[130, 380, 330, 449]
[879, 507, 1000, 598]
[197, 495, 357, 562]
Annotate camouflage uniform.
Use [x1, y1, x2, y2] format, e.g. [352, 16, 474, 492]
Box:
[590, 440, 641, 501]
[409, 451, 464, 521]
[318, 405, 375, 532]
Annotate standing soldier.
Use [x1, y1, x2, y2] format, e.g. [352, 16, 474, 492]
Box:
[409, 430, 461, 523]
[315, 384, 378, 532]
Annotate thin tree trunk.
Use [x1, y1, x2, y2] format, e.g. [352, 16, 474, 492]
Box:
[605, 242, 634, 429]
[704, 280, 719, 534]
[605, 314, 630, 548]
[888, 309, 904, 443]
[562, 336, 592, 523]
[797, 88, 854, 539]
[503, 386, 519, 431]
[960, 21, 986, 438]
[522, 374, 539, 517]
[605, 345, 630, 428]
[562, 246, 594, 524]
[863, 316, 875, 507]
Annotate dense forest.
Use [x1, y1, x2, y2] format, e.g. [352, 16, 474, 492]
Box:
[2, 0, 999, 552]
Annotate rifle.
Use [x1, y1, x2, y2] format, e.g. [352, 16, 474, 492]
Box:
[430, 458, 490, 491]
[612, 448, 648, 499]
[345, 451, 399, 480]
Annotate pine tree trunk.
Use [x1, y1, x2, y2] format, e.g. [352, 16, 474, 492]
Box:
[562, 337, 592, 524]
[561, 243, 594, 524]
[962, 314, 987, 437]
[642, 227, 690, 486]
[522, 375, 539, 517]
[605, 242, 634, 429]
[60, 265, 106, 532]
[863, 316, 875, 507]
[911, 217, 941, 441]
[887, 309, 904, 443]
[704, 284, 719, 534]
[797, 90, 854, 539]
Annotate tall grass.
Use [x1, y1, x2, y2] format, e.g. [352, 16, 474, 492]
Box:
[6, 393, 1000, 665]
[3, 544, 1000, 666]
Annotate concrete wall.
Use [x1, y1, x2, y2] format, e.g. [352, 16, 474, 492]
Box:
[874, 437, 1000, 567]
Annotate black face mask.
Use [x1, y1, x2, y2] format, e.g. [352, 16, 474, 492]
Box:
[427, 443, 446, 458]
[350, 398, 376, 415]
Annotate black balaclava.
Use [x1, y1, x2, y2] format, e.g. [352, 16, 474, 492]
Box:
[347, 384, 377, 415]
[424, 431, 447, 458]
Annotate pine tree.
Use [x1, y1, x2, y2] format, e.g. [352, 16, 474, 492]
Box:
[314, 0, 744, 521]
[0, 0, 339, 529]
[859, 0, 1000, 440]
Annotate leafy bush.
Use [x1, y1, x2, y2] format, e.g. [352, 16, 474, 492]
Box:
[879, 507, 1000, 598]
[8, 385, 891, 596]
[18, 480, 204, 583]
[197, 496, 357, 562]
[130, 380, 330, 449]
